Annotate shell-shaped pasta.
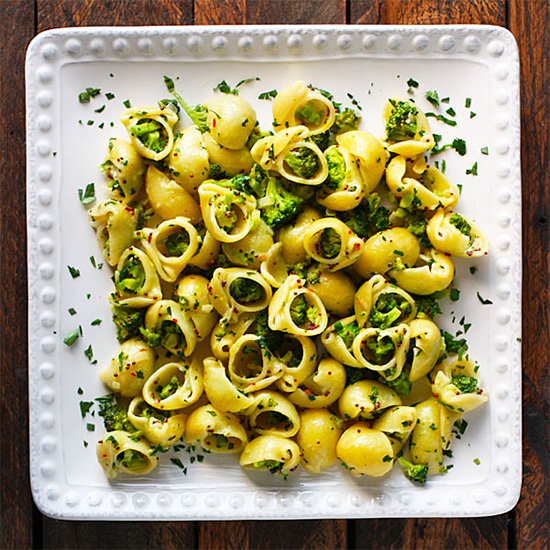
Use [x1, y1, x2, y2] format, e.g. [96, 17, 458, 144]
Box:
[145, 165, 201, 222]
[167, 126, 210, 194]
[389, 249, 455, 295]
[354, 227, 420, 277]
[209, 313, 256, 362]
[336, 424, 394, 477]
[175, 275, 218, 341]
[408, 319, 443, 382]
[354, 274, 417, 328]
[272, 80, 336, 135]
[410, 398, 459, 475]
[222, 212, 274, 269]
[306, 268, 356, 316]
[209, 268, 272, 322]
[386, 155, 459, 211]
[278, 206, 322, 264]
[260, 242, 291, 288]
[383, 98, 435, 157]
[189, 229, 221, 271]
[204, 93, 257, 150]
[274, 334, 317, 393]
[127, 397, 186, 447]
[89, 199, 138, 267]
[114, 246, 162, 308]
[336, 131, 388, 194]
[198, 182, 257, 243]
[103, 138, 145, 200]
[142, 360, 203, 410]
[96, 431, 159, 479]
[268, 275, 328, 336]
[240, 435, 301, 476]
[297, 409, 343, 474]
[202, 356, 254, 412]
[372, 405, 417, 453]
[251, 126, 328, 185]
[303, 218, 364, 272]
[431, 356, 488, 413]
[185, 404, 248, 454]
[121, 106, 178, 161]
[228, 334, 284, 393]
[338, 380, 402, 421]
[99, 338, 155, 397]
[352, 324, 410, 381]
[201, 132, 254, 177]
[321, 316, 363, 368]
[246, 390, 301, 437]
[138, 217, 199, 282]
[288, 357, 346, 408]
[144, 300, 197, 357]
[317, 144, 367, 211]
[426, 208, 489, 258]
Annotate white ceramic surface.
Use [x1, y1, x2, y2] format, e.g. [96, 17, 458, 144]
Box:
[26, 25, 521, 520]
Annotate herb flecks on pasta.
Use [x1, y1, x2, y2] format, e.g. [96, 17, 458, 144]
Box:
[82, 78, 488, 483]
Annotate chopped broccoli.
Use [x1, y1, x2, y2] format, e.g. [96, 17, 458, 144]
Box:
[217, 173, 255, 195]
[362, 335, 395, 365]
[449, 213, 472, 238]
[250, 311, 283, 353]
[129, 118, 167, 153]
[209, 163, 225, 179]
[397, 457, 428, 484]
[383, 370, 411, 396]
[369, 293, 412, 329]
[332, 107, 361, 134]
[253, 459, 284, 475]
[289, 294, 319, 327]
[159, 375, 180, 400]
[163, 230, 190, 256]
[111, 302, 145, 342]
[325, 147, 347, 189]
[229, 277, 265, 304]
[318, 228, 341, 259]
[333, 319, 360, 348]
[246, 123, 271, 149]
[260, 176, 303, 229]
[283, 147, 320, 179]
[116, 255, 145, 294]
[452, 374, 478, 394]
[344, 366, 369, 386]
[96, 394, 135, 432]
[308, 131, 331, 151]
[248, 164, 269, 197]
[295, 101, 323, 126]
[386, 99, 418, 142]
[163, 75, 208, 132]
[139, 327, 162, 348]
[413, 293, 443, 319]
[339, 193, 391, 238]
[117, 449, 148, 469]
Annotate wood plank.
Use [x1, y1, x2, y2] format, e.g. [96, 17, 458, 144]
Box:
[194, 0, 245, 25]
[37, 0, 193, 31]
[246, 0, 344, 25]
[0, 2, 38, 549]
[36, 4, 195, 549]
[350, 0, 510, 547]
[509, 0, 550, 548]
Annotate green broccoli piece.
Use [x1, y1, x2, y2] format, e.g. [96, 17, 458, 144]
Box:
[116, 255, 145, 294]
[289, 294, 308, 326]
[248, 164, 269, 197]
[164, 230, 190, 256]
[260, 176, 304, 229]
[369, 293, 412, 329]
[413, 292, 443, 319]
[325, 147, 347, 189]
[95, 394, 135, 432]
[385, 99, 418, 142]
[332, 107, 361, 134]
[117, 449, 148, 469]
[217, 174, 254, 195]
[209, 163, 225, 179]
[384, 370, 411, 396]
[308, 131, 331, 151]
[163, 75, 208, 132]
[363, 335, 395, 365]
[283, 147, 320, 179]
[253, 459, 284, 475]
[449, 213, 473, 238]
[397, 457, 428, 484]
[339, 193, 391, 238]
[442, 330, 468, 360]
[333, 319, 360, 348]
[344, 366, 369, 386]
[139, 327, 162, 348]
[229, 278, 265, 304]
[318, 228, 341, 259]
[250, 311, 283, 352]
[295, 101, 324, 126]
[246, 123, 271, 149]
[159, 375, 180, 400]
[111, 302, 145, 342]
[129, 118, 167, 153]
[452, 374, 478, 394]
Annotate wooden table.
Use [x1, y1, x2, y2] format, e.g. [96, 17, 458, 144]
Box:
[1, 1, 547, 548]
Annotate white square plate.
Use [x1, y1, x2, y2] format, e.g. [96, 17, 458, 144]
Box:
[26, 25, 521, 520]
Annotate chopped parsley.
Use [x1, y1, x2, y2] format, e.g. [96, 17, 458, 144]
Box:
[105, 92, 115, 100]
[258, 89, 278, 100]
[450, 288, 460, 302]
[476, 292, 493, 305]
[68, 308, 77, 316]
[78, 87, 101, 103]
[406, 78, 419, 93]
[425, 90, 440, 107]
[78, 183, 96, 206]
[67, 265, 80, 278]
[122, 99, 131, 108]
[481, 146, 489, 155]
[466, 161, 478, 175]
[442, 330, 468, 359]
[84, 344, 94, 362]
[425, 112, 457, 126]
[63, 326, 82, 347]
[94, 105, 105, 114]
[170, 457, 188, 474]
[79, 400, 94, 418]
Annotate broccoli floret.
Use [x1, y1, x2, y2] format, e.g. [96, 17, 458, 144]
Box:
[339, 193, 391, 238]
[344, 366, 369, 386]
[246, 123, 271, 149]
[449, 213, 473, 238]
[397, 457, 428, 484]
[308, 131, 331, 151]
[452, 374, 478, 394]
[248, 164, 269, 197]
[332, 107, 361, 134]
[217, 174, 254, 195]
[96, 394, 135, 432]
[139, 327, 162, 348]
[260, 176, 304, 229]
[384, 370, 411, 396]
[325, 147, 347, 190]
[369, 293, 412, 329]
[116, 255, 145, 294]
[363, 335, 395, 365]
[209, 163, 225, 179]
[111, 302, 145, 342]
[163, 230, 190, 256]
[159, 375, 180, 400]
[413, 293, 443, 319]
[229, 278, 265, 304]
[164, 75, 208, 132]
[295, 101, 324, 126]
[333, 319, 360, 348]
[289, 294, 308, 326]
[129, 118, 168, 153]
[318, 228, 341, 259]
[283, 147, 320, 179]
[385, 99, 418, 142]
[117, 449, 148, 469]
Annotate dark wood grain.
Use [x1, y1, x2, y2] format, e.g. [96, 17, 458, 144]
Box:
[349, 1, 510, 549]
[509, 0, 550, 548]
[0, 2, 37, 549]
[246, 0, 345, 25]
[195, 0, 245, 25]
